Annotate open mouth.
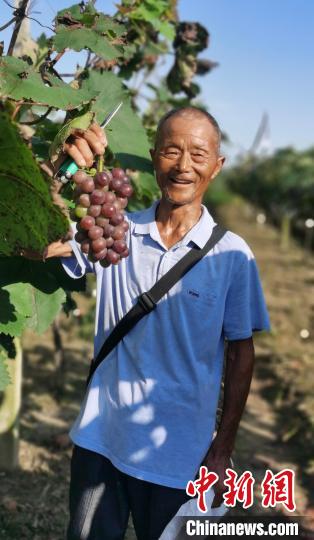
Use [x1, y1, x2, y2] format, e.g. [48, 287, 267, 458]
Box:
[170, 177, 193, 185]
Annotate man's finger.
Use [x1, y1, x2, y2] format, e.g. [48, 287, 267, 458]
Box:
[63, 142, 86, 168]
[72, 137, 94, 167]
[80, 129, 105, 155]
[90, 122, 107, 145]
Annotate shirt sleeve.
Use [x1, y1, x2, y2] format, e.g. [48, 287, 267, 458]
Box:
[61, 223, 95, 279]
[223, 255, 271, 341]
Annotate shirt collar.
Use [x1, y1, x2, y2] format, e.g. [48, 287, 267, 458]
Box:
[133, 199, 216, 250]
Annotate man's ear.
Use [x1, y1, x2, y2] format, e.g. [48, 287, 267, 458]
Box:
[211, 156, 225, 180]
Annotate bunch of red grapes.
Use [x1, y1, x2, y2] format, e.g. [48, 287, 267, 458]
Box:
[72, 167, 133, 267]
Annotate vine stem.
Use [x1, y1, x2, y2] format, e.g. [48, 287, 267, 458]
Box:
[97, 155, 104, 173]
[7, 0, 30, 56]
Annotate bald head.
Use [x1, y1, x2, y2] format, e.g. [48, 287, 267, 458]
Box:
[155, 107, 221, 150]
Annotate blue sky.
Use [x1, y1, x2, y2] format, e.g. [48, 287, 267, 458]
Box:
[1, 0, 313, 157]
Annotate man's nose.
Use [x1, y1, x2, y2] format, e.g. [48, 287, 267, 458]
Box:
[176, 151, 192, 172]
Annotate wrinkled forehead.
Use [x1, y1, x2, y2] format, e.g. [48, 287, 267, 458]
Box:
[155, 113, 219, 149]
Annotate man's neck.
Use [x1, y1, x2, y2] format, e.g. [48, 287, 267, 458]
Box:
[155, 198, 203, 249]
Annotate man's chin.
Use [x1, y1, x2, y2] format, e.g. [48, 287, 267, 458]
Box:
[162, 189, 195, 207]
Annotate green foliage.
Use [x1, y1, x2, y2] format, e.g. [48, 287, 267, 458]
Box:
[31, 118, 62, 161]
[0, 284, 33, 336]
[0, 111, 68, 257]
[123, 0, 176, 40]
[0, 256, 86, 341]
[128, 171, 160, 211]
[54, 4, 132, 62]
[80, 70, 153, 173]
[225, 147, 314, 222]
[0, 56, 97, 110]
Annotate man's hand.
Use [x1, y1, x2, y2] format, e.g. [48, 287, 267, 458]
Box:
[41, 122, 107, 178]
[201, 444, 231, 508]
[62, 122, 107, 168]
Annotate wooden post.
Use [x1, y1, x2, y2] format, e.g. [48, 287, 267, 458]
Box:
[0, 339, 22, 470]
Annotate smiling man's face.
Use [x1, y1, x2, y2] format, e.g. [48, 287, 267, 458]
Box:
[151, 112, 225, 207]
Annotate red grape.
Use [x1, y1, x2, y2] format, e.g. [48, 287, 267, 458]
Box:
[112, 225, 125, 240]
[116, 197, 128, 209]
[80, 216, 95, 230]
[121, 221, 129, 232]
[111, 178, 124, 192]
[110, 212, 124, 226]
[112, 200, 121, 211]
[112, 168, 125, 180]
[93, 248, 107, 261]
[88, 226, 104, 240]
[119, 184, 133, 198]
[73, 170, 88, 184]
[96, 216, 109, 228]
[106, 236, 114, 248]
[92, 237, 107, 252]
[81, 178, 95, 193]
[103, 191, 116, 204]
[106, 249, 120, 264]
[103, 224, 115, 237]
[95, 171, 111, 187]
[90, 190, 106, 205]
[88, 205, 101, 217]
[79, 194, 91, 208]
[113, 240, 127, 254]
[101, 204, 116, 218]
[120, 248, 129, 259]
[100, 259, 111, 268]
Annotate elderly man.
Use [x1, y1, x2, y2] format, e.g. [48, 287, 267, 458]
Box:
[46, 107, 270, 540]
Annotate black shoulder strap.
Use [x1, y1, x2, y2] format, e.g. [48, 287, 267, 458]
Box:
[86, 224, 227, 385]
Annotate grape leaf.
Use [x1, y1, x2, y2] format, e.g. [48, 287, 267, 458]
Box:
[26, 286, 66, 334]
[56, 3, 97, 26]
[0, 257, 85, 338]
[0, 56, 97, 110]
[56, 4, 125, 37]
[127, 0, 175, 41]
[53, 26, 125, 60]
[0, 349, 11, 391]
[49, 111, 94, 163]
[80, 70, 153, 173]
[0, 284, 33, 336]
[0, 112, 68, 256]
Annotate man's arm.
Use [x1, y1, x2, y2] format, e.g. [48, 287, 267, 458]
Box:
[202, 337, 255, 507]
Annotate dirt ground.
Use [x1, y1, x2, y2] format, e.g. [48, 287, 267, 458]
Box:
[0, 199, 313, 539]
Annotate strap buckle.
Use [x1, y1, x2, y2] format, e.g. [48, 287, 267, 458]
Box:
[137, 292, 156, 313]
